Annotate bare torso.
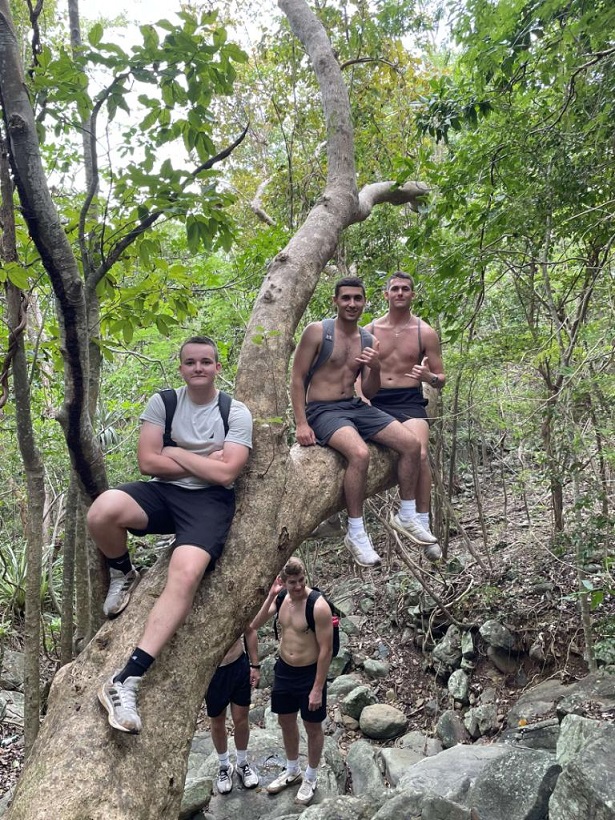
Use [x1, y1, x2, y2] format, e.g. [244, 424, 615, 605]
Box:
[369, 315, 426, 389]
[306, 322, 365, 402]
[278, 591, 319, 666]
[218, 637, 245, 667]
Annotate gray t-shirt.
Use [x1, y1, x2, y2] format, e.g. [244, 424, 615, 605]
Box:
[140, 387, 253, 490]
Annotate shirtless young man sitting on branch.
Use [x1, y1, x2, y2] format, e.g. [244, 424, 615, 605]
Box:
[290, 276, 436, 568]
[367, 272, 446, 560]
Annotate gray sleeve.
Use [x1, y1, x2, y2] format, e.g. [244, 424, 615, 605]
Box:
[226, 400, 253, 449]
[139, 393, 166, 427]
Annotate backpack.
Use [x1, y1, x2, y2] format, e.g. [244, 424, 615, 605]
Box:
[274, 587, 343, 656]
[158, 388, 232, 447]
[303, 318, 373, 393]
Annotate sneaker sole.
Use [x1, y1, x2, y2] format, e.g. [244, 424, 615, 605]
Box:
[424, 544, 442, 562]
[389, 514, 437, 546]
[104, 574, 141, 619]
[343, 537, 382, 568]
[267, 773, 302, 793]
[97, 685, 140, 734]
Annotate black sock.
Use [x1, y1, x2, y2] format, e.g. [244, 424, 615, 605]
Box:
[114, 648, 155, 683]
[106, 553, 133, 574]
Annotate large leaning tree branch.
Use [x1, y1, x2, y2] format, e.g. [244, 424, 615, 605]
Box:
[4, 0, 429, 817]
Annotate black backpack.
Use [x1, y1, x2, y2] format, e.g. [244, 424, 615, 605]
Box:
[158, 388, 232, 447]
[274, 587, 343, 656]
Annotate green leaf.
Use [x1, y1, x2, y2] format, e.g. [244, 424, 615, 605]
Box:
[88, 22, 104, 47]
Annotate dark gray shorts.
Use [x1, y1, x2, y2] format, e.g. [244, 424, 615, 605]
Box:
[205, 653, 251, 716]
[370, 387, 429, 422]
[271, 658, 327, 723]
[118, 480, 235, 570]
[305, 397, 394, 445]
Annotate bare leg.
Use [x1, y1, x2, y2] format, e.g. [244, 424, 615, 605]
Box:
[87, 489, 148, 558]
[327, 427, 370, 518]
[230, 703, 250, 753]
[371, 421, 420, 500]
[277, 712, 300, 762]
[210, 710, 229, 755]
[404, 418, 431, 512]
[137, 544, 211, 658]
[303, 720, 324, 769]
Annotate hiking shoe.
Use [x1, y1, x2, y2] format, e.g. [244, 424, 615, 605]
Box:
[98, 674, 142, 733]
[424, 541, 442, 562]
[343, 532, 382, 567]
[103, 568, 140, 618]
[266, 769, 302, 793]
[216, 764, 234, 794]
[295, 778, 317, 805]
[390, 513, 438, 546]
[237, 761, 259, 789]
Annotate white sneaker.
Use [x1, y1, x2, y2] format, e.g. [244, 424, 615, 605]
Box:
[423, 541, 442, 562]
[295, 778, 317, 805]
[266, 769, 302, 793]
[103, 568, 140, 617]
[216, 764, 234, 794]
[390, 513, 438, 546]
[237, 761, 259, 788]
[344, 532, 382, 567]
[98, 673, 142, 733]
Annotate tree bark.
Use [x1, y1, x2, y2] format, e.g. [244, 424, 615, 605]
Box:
[3, 0, 427, 816]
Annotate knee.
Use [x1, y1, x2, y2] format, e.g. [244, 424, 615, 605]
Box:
[87, 490, 122, 530]
[303, 721, 323, 739]
[346, 444, 370, 470]
[167, 563, 204, 597]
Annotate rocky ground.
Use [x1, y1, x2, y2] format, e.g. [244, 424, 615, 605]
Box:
[1, 481, 612, 803]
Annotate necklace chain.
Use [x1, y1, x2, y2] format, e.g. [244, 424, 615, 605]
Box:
[393, 316, 412, 337]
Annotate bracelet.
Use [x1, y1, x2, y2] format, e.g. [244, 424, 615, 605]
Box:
[250, 663, 261, 669]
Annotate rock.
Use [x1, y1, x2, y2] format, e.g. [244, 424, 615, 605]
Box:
[549, 727, 615, 819]
[479, 620, 515, 651]
[486, 645, 519, 675]
[432, 625, 462, 670]
[178, 776, 212, 819]
[499, 718, 560, 751]
[396, 730, 443, 757]
[346, 739, 385, 796]
[328, 674, 362, 701]
[0, 650, 25, 692]
[295, 794, 386, 819]
[363, 659, 390, 680]
[340, 684, 377, 721]
[379, 747, 426, 786]
[447, 669, 470, 704]
[464, 703, 498, 739]
[469, 747, 561, 820]
[461, 631, 475, 659]
[436, 710, 471, 748]
[0, 690, 24, 728]
[556, 713, 615, 767]
[359, 704, 408, 740]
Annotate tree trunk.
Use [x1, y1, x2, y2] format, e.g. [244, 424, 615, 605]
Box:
[3, 0, 427, 816]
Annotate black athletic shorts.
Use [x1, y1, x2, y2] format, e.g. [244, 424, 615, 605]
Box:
[370, 387, 429, 423]
[205, 653, 251, 717]
[118, 481, 235, 570]
[271, 658, 327, 723]
[305, 397, 394, 445]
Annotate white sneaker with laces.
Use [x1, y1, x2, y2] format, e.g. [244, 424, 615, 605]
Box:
[103, 568, 140, 617]
[295, 778, 317, 805]
[266, 769, 302, 793]
[98, 673, 142, 733]
[237, 761, 259, 789]
[216, 764, 234, 794]
[390, 513, 438, 546]
[343, 531, 382, 567]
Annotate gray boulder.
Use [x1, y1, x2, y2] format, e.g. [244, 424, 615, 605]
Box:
[359, 704, 408, 740]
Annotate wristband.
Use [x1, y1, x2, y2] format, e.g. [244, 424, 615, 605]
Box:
[250, 664, 261, 669]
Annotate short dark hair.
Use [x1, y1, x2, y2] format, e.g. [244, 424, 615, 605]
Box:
[334, 276, 366, 297]
[179, 335, 219, 362]
[385, 271, 414, 291]
[280, 557, 306, 580]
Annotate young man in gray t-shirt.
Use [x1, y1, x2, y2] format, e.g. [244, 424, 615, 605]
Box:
[89, 335, 253, 734]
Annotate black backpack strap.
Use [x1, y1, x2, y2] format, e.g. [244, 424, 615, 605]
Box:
[305, 589, 322, 633]
[359, 326, 374, 350]
[417, 317, 425, 362]
[273, 589, 287, 641]
[158, 388, 178, 448]
[304, 318, 335, 392]
[217, 390, 232, 436]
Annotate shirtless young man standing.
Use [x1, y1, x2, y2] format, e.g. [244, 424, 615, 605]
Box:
[367, 272, 446, 560]
[250, 558, 333, 807]
[290, 276, 436, 568]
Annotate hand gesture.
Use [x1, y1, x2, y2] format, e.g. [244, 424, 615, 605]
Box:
[356, 338, 380, 371]
[407, 355, 430, 383]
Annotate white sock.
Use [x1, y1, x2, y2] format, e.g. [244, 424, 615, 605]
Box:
[347, 516, 364, 535]
[418, 513, 431, 531]
[236, 749, 248, 765]
[218, 751, 230, 768]
[399, 500, 416, 520]
[286, 758, 300, 774]
[305, 765, 318, 782]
